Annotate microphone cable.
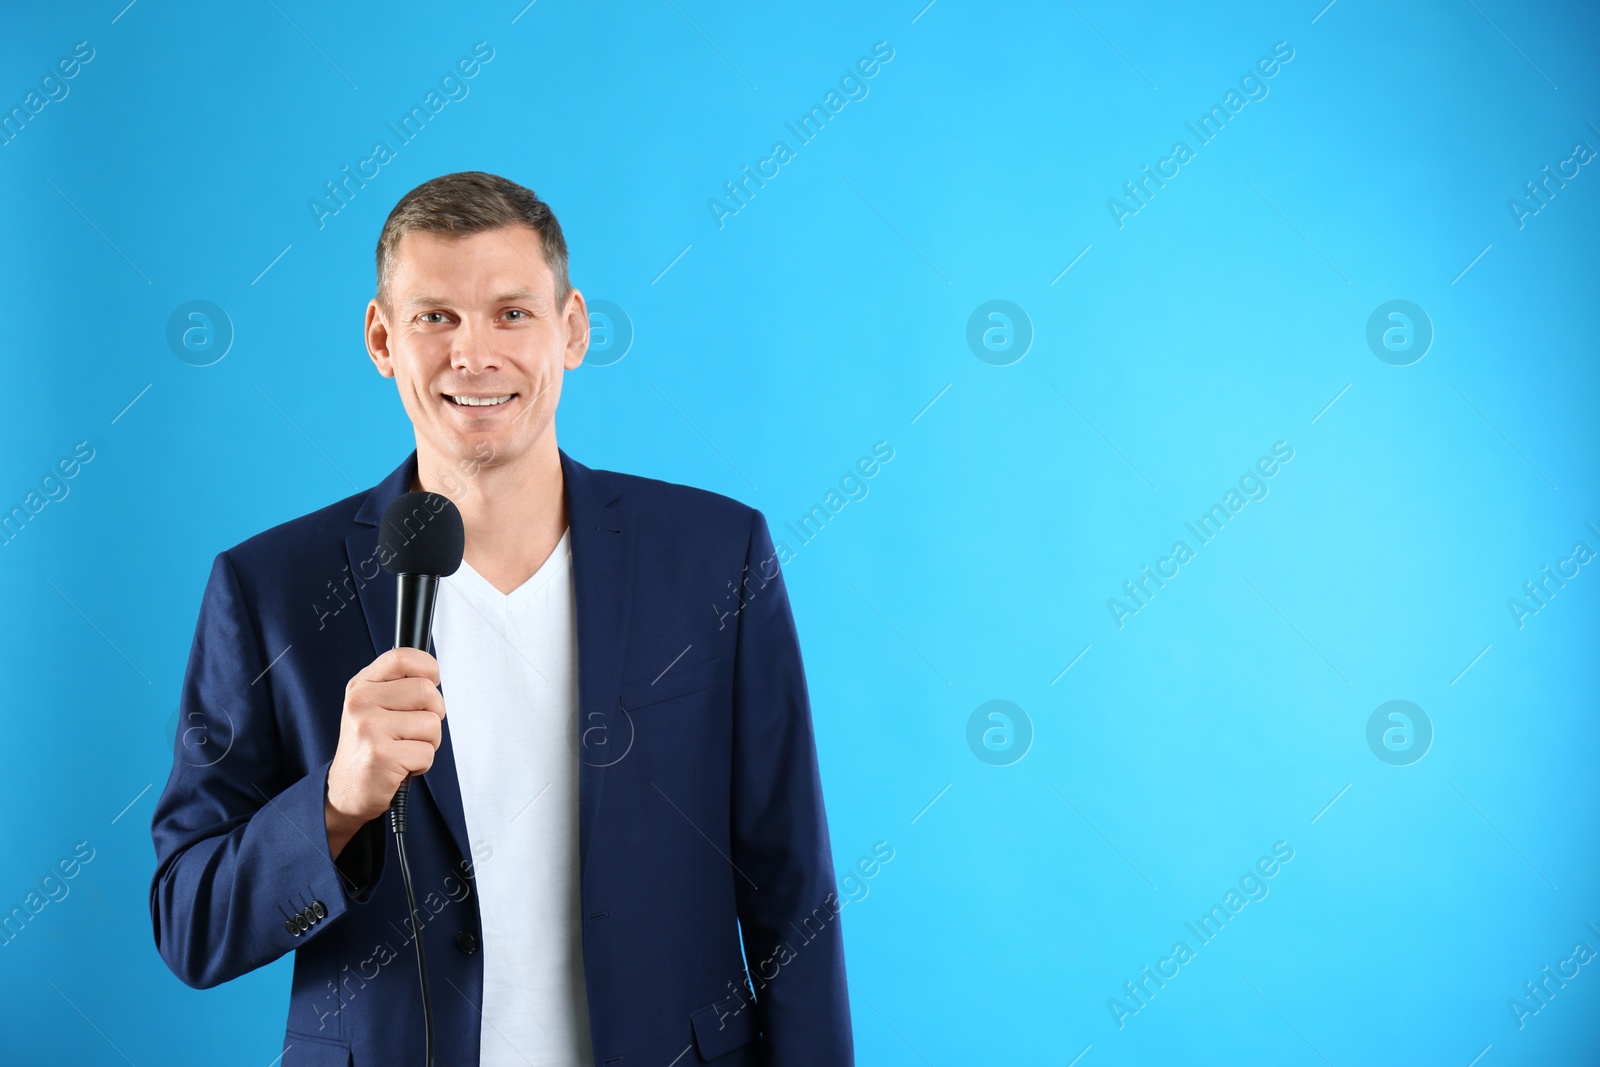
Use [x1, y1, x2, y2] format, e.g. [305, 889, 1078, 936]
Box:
[376, 490, 463, 1067]
[390, 776, 435, 1067]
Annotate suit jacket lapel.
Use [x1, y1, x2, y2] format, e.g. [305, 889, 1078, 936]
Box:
[344, 448, 633, 881]
[561, 447, 634, 880]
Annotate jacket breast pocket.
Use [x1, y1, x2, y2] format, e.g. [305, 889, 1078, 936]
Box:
[690, 991, 758, 1060]
[619, 656, 722, 713]
[281, 1031, 352, 1067]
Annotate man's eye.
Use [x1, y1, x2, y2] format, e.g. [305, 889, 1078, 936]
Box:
[503, 309, 525, 321]
[420, 312, 447, 324]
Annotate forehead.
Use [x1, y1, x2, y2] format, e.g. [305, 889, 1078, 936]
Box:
[391, 224, 553, 301]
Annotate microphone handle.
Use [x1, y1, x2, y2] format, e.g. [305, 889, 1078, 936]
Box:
[394, 573, 441, 652]
[391, 571, 440, 816]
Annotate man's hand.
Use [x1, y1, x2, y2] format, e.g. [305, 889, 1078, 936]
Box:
[325, 647, 446, 858]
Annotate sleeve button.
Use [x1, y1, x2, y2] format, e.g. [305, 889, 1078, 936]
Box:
[285, 919, 301, 937]
[455, 932, 478, 955]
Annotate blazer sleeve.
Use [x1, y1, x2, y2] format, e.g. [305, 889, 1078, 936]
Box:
[148, 550, 386, 990]
[729, 510, 854, 1064]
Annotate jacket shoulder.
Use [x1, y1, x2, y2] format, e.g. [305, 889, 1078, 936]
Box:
[218, 487, 367, 576]
[592, 466, 757, 536]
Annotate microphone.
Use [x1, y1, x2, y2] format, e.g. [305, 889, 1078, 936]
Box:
[379, 490, 465, 650]
[376, 489, 462, 1067]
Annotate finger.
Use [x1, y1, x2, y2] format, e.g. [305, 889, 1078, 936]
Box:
[393, 738, 437, 776]
[409, 676, 445, 716]
[357, 649, 410, 684]
[371, 677, 445, 717]
[384, 709, 442, 747]
[400, 647, 441, 684]
[361, 647, 440, 685]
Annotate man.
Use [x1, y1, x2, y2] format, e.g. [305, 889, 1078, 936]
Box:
[149, 172, 853, 1065]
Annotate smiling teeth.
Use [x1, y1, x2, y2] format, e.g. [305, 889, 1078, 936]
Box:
[448, 395, 512, 406]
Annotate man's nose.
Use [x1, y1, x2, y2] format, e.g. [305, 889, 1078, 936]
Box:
[450, 318, 501, 373]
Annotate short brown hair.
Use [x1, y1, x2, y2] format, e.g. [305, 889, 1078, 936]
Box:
[375, 171, 571, 313]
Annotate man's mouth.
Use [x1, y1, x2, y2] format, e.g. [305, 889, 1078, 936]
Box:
[444, 393, 515, 408]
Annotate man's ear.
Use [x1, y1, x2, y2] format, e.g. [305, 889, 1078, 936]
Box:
[562, 289, 589, 371]
[365, 299, 396, 378]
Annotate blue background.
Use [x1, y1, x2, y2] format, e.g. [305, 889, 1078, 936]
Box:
[2, 0, 1597, 1063]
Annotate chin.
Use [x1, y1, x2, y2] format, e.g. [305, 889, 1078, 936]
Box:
[453, 430, 522, 465]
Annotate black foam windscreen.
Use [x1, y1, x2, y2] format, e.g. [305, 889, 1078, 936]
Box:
[379, 491, 465, 577]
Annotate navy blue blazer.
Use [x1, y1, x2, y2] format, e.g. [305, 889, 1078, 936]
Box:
[149, 449, 853, 1066]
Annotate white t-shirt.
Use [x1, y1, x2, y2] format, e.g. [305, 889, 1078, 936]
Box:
[432, 527, 594, 1066]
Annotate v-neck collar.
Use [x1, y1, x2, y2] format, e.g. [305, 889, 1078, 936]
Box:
[447, 527, 572, 611]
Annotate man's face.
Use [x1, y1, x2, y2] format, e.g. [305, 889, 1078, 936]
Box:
[364, 224, 588, 476]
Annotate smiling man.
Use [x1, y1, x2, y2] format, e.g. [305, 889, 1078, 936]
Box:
[150, 172, 854, 1066]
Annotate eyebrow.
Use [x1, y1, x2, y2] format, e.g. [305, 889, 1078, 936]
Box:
[403, 289, 541, 309]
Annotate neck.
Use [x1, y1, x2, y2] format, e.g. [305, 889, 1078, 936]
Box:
[412, 430, 568, 595]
